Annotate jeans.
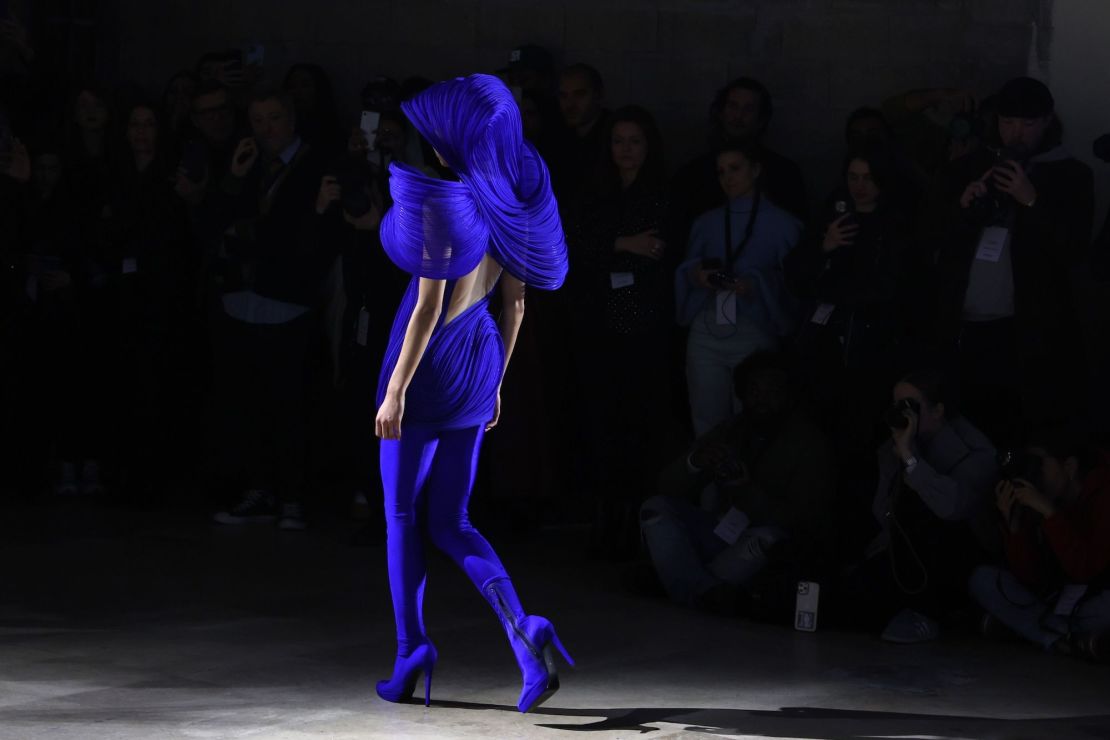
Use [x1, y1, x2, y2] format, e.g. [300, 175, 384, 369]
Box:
[640, 494, 787, 605]
[686, 312, 775, 437]
[968, 564, 1110, 649]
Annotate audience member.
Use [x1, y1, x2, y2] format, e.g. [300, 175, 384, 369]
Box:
[201, 88, 331, 531]
[671, 77, 808, 243]
[676, 140, 802, 437]
[551, 63, 610, 205]
[969, 425, 1110, 662]
[640, 353, 835, 610]
[933, 77, 1093, 444]
[830, 369, 998, 643]
[284, 63, 343, 156]
[564, 105, 675, 558]
[160, 70, 198, 152]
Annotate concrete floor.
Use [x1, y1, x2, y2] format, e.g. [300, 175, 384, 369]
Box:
[2, 502, 1110, 740]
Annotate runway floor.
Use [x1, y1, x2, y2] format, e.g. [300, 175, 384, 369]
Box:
[2, 500, 1110, 740]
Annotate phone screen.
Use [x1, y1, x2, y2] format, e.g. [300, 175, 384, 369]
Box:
[360, 111, 381, 154]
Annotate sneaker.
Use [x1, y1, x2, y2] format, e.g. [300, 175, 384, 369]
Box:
[1055, 630, 1110, 663]
[277, 502, 307, 531]
[881, 608, 940, 644]
[56, 461, 78, 496]
[213, 489, 276, 524]
[79, 460, 104, 496]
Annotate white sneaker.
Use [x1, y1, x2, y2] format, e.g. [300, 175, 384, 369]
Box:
[277, 502, 307, 531]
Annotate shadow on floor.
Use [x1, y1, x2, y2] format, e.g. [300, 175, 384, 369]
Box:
[436, 700, 1110, 739]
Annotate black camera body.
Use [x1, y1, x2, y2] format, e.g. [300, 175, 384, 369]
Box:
[885, 397, 921, 430]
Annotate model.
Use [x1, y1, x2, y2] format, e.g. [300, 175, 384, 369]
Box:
[372, 74, 572, 713]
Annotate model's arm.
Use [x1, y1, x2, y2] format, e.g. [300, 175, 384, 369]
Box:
[375, 276, 445, 440]
[487, 272, 526, 430]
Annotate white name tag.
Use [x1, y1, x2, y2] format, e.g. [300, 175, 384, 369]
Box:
[811, 303, 835, 325]
[715, 291, 737, 325]
[713, 507, 750, 545]
[356, 306, 370, 347]
[974, 226, 1009, 263]
[122, 257, 138, 275]
[610, 272, 634, 289]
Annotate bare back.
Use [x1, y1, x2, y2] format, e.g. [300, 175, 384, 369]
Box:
[443, 252, 503, 326]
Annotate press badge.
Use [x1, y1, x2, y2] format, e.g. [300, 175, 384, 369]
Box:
[811, 303, 835, 325]
[974, 226, 1009, 263]
[715, 291, 737, 325]
[713, 507, 750, 545]
[610, 272, 634, 289]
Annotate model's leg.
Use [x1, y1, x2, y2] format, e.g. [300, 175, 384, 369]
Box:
[423, 425, 572, 713]
[380, 428, 438, 656]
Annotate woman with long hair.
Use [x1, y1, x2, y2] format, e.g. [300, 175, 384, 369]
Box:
[372, 74, 573, 713]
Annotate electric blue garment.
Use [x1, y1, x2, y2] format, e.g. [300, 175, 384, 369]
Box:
[373, 74, 567, 668]
[674, 194, 802, 335]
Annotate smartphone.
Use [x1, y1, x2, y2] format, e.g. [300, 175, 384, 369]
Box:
[244, 43, 265, 67]
[794, 581, 820, 632]
[360, 110, 381, 154]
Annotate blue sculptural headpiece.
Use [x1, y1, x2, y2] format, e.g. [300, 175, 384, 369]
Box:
[380, 74, 568, 290]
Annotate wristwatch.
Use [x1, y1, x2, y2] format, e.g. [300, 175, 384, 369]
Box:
[903, 455, 919, 474]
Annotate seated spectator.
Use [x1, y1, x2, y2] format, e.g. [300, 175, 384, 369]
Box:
[787, 145, 910, 480]
[676, 140, 802, 437]
[563, 104, 675, 558]
[671, 77, 808, 242]
[969, 425, 1110, 662]
[931, 77, 1093, 444]
[829, 369, 998, 642]
[283, 63, 342, 156]
[640, 352, 835, 610]
[551, 63, 610, 206]
[200, 88, 331, 531]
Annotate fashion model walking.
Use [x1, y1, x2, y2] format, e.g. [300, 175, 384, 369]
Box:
[373, 74, 572, 713]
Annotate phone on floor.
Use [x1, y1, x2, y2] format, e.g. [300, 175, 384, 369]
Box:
[794, 581, 820, 632]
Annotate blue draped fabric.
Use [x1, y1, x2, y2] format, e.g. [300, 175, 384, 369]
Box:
[376, 73, 567, 431]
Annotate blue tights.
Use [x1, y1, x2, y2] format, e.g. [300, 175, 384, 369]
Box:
[380, 425, 525, 656]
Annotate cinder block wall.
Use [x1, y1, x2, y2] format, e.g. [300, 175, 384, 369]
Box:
[115, 0, 1051, 201]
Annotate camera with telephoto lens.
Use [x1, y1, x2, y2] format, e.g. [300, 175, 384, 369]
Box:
[885, 397, 921, 430]
[998, 449, 1042, 488]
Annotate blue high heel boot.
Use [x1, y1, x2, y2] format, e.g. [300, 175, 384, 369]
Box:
[376, 641, 437, 706]
[486, 581, 575, 713]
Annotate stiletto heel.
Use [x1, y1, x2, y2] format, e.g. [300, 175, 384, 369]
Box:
[376, 641, 438, 705]
[514, 616, 574, 713]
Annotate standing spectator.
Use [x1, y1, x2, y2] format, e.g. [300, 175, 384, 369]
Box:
[676, 140, 801, 437]
[284, 63, 343, 157]
[103, 101, 192, 499]
[551, 63, 610, 206]
[201, 88, 331, 530]
[787, 145, 910, 483]
[671, 77, 808, 243]
[564, 105, 675, 558]
[161, 70, 198, 154]
[934, 77, 1093, 442]
[969, 425, 1110, 661]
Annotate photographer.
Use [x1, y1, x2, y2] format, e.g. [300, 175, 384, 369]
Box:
[640, 353, 835, 611]
[969, 426, 1110, 661]
[830, 369, 998, 642]
[933, 77, 1094, 441]
[676, 139, 802, 437]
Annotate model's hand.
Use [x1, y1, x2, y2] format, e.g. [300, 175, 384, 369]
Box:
[485, 389, 501, 432]
[375, 391, 404, 440]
